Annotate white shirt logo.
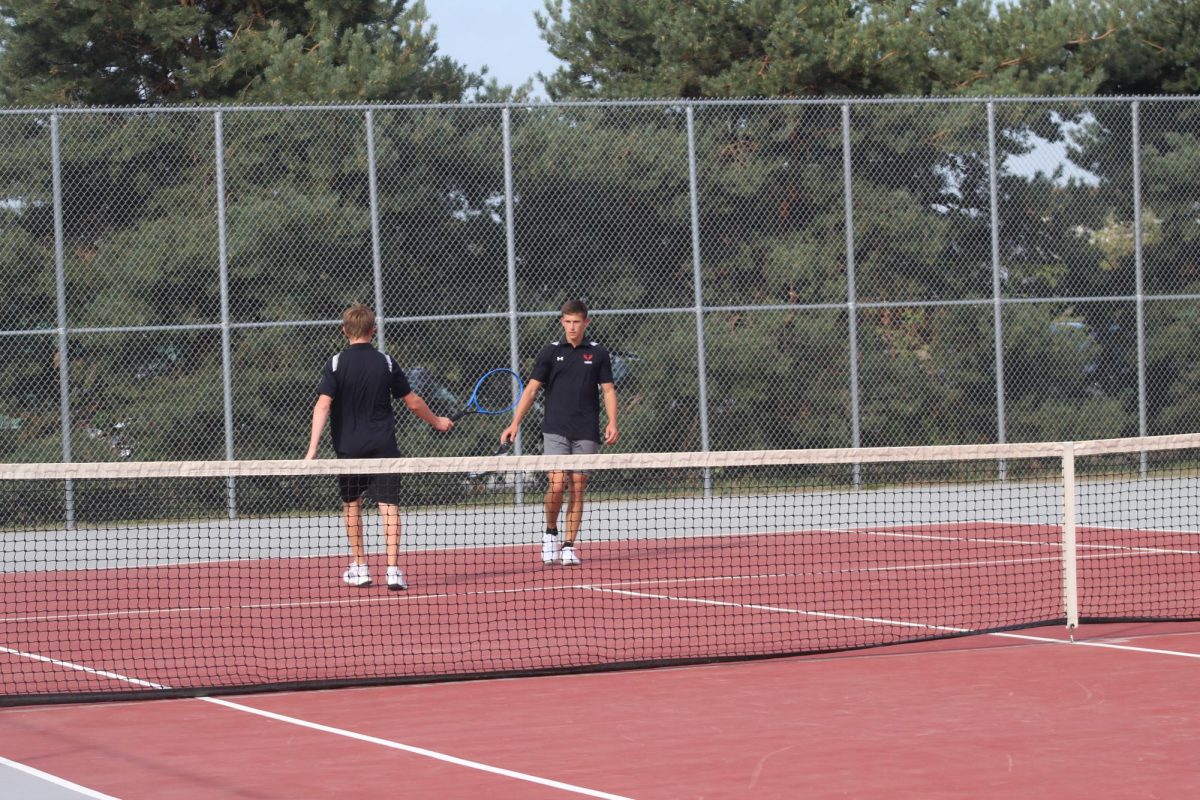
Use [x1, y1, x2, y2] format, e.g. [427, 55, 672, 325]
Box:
[556, 356, 564, 361]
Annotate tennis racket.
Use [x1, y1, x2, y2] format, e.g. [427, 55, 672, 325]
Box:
[450, 368, 524, 422]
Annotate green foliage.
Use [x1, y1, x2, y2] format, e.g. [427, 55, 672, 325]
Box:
[6, 0, 1200, 470]
[527, 0, 1200, 447]
[0, 1, 487, 463]
[0, 0, 480, 105]
[537, 0, 1129, 100]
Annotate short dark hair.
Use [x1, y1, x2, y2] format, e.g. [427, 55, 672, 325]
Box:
[560, 299, 588, 318]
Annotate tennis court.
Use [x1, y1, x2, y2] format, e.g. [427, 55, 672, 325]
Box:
[0, 518, 1188, 695]
[3, 617, 1199, 796]
[2, 436, 1200, 796]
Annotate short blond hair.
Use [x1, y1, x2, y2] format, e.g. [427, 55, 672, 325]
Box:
[342, 303, 375, 339]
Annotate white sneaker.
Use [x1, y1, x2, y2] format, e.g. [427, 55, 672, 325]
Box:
[541, 533, 559, 565]
[560, 546, 581, 566]
[342, 563, 371, 587]
[387, 567, 408, 591]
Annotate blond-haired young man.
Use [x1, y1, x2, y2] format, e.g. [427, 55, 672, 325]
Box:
[306, 304, 453, 589]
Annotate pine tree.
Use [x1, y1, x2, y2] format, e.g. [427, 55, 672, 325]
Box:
[527, 0, 1199, 446]
[0, 0, 479, 106]
[0, 1, 493, 462]
[535, 0, 1124, 100]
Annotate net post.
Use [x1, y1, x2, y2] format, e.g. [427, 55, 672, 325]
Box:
[1061, 440, 1080, 638]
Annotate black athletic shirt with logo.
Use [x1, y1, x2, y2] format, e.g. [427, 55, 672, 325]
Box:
[529, 339, 614, 442]
[316, 343, 412, 458]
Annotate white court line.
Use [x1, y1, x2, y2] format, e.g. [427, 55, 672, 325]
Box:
[0, 541, 1175, 625]
[0, 583, 572, 624]
[593, 587, 973, 633]
[9, 520, 1185, 623]
[12, 539, 540, 574]
[199, 697, 633, 800]
[0, 652, 630, 799]
[584, 548, 1153, 591]
[4, 547, 1199, 800]
[590, 585, 1200, 661]
[0, 646, 167, 689]
[0, 755, 120, 800]
[990, 630, 1200, 659]
[16, 519, 1200, 579]
[850, 523, 1200, 556]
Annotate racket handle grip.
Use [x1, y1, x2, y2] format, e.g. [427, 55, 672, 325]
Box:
[449, 409, 469, 422]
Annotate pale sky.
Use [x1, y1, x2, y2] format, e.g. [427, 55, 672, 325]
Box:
[421, 0, 564, 97]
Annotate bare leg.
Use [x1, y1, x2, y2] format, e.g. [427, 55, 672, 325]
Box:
[380, 501, 402, 568]
[564, 472, 589, 545]
[545, 470, 567, 531]
[343, 498, 366, 563]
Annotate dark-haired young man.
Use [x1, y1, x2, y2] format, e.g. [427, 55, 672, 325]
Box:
[501, 299, 619, 566]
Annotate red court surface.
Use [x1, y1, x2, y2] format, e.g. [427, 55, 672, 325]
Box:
[2, 620, 1200, 799]
[7, 520, 1179, 700]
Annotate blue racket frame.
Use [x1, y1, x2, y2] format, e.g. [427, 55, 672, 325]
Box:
[450, 368, 524, 421]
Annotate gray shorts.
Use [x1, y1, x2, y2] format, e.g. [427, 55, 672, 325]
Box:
[543, 433, 599, 474]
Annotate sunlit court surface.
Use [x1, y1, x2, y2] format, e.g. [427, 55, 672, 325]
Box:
[3, 621, 1200, 798]
[3, 436, 1200, 797]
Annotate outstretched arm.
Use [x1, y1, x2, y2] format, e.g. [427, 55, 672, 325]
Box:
[404, 392, 454, 432]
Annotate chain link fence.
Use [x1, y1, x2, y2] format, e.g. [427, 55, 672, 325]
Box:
[3, 97, 1199, 470]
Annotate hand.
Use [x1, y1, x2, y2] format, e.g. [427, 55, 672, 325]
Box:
[304, 447, 317, 460]
[500, 425, 517, 445]
[603, 424, 619, 445]
[432, 416, 454, 433]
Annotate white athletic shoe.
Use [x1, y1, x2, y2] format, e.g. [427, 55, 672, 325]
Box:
[560, 546, 581, 566]
[541, 532, 559, 565]
[342, 563, 372, 587]
[387, 567, 408, 591]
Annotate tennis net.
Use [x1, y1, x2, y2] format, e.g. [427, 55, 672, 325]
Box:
[3, 434, 1199, 704]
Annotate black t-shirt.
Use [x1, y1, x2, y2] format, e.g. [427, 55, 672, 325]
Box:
[529, 338, 614, 441]
[316, 343, 412, 458]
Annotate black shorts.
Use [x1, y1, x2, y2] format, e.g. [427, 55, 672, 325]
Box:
[337, 444, 401, 505]
[338, 473, 400, 505]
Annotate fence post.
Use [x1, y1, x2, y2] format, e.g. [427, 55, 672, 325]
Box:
[1131, 100, 1148, 477]
[502, 106, 524, 503]
[685, 105, 713, 494]
[214, 110, 236, 518]
[841, 104, 862, 486]
[51, 112, 75, 529]
[987, 102, 1008, 479]
[366, 109, 386, 354]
